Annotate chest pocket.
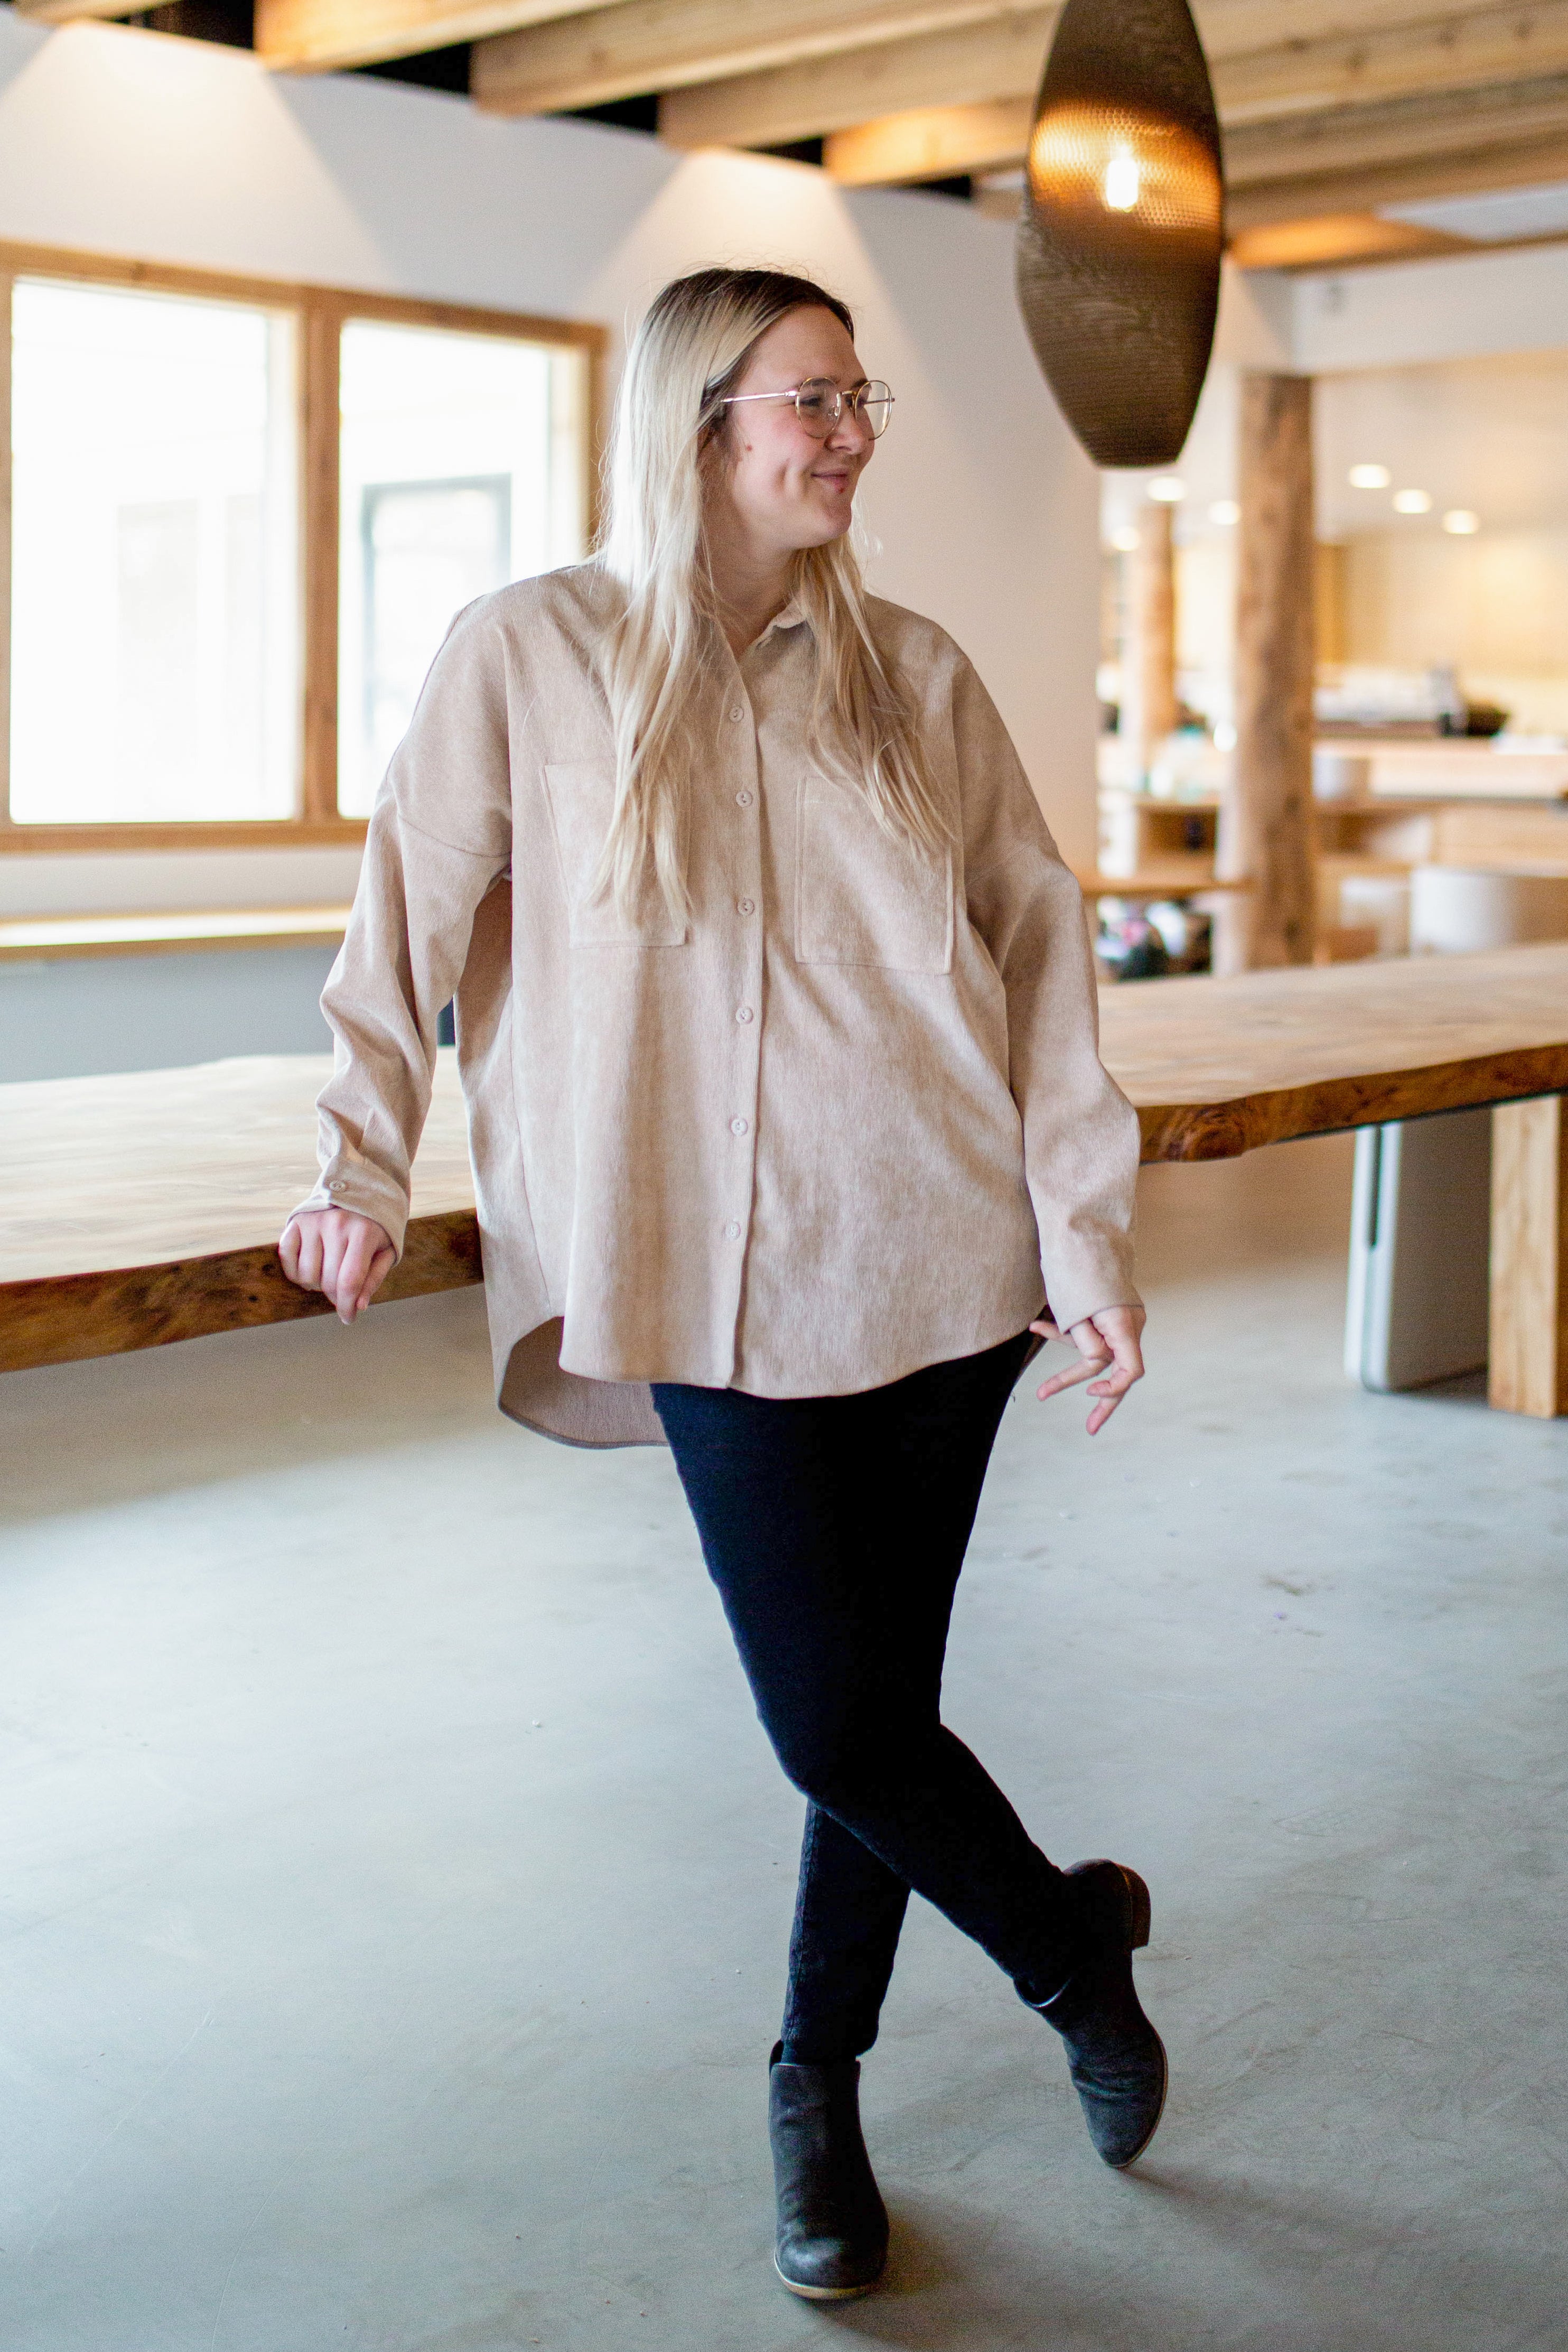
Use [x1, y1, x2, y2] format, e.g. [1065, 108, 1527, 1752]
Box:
[795, 775, 954, 973]
[542, 762, 686, 948]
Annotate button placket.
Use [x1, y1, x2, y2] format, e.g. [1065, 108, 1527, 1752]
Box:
[718, 691, 766, 1319]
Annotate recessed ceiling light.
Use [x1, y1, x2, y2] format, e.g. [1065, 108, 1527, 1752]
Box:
[1110, 525, 1141, 552]
[1393, 488, 1433, 514]
[1349, 464, 1391, 489]
[1209, 498, 1240, 526]
[1442, 508, 1480, 535]
[1147, 477, 1186, 503]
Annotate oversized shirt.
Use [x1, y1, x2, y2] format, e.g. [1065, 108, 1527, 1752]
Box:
[296, 562, 1141, 1447]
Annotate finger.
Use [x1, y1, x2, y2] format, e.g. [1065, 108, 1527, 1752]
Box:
[278, 1219, 302, 1281]
[1035, 1349, 1112, 1401]
[354, 1245, 396, 1317]
[1028, 1318, 1064, 1342]
[330, 1225, 377, 1323]
[292, 1220, 326, 1292]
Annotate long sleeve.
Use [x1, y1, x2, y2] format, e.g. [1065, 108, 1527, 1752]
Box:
[955, 657, 1142, 1334]
[294, 601, 514, 1255]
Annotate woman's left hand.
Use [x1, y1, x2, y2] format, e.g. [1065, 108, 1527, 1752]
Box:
[1029, 1304, 1146, 1436]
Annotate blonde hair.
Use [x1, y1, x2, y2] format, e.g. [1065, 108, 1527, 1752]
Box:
[595, 266, 946, 922]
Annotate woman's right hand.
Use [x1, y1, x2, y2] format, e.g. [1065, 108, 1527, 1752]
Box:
[278, 1207, 396, 1325]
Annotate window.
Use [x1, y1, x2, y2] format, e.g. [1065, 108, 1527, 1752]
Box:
[0, 248, 602, 850]
[337, 318, 587, 817]
[9, 278, 301, 826]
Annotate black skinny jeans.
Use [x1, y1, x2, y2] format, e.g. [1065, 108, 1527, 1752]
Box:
[653, 1331, 1077, 2066]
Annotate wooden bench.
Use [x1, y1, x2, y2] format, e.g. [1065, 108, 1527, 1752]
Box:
[4, 942, 1565, 1415]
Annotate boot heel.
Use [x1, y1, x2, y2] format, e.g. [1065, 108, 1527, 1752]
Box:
[1119, 1866, 1152, 1949]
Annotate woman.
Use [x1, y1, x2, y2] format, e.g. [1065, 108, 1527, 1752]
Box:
[280, 266, 1164, 2301]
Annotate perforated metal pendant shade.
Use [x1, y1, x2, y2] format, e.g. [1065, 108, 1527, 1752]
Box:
[1016, 0, 1224, 469]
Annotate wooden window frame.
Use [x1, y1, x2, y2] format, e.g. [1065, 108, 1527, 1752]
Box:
[0, 241, 606, 856]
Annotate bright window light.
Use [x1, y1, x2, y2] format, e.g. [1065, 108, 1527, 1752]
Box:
[8, 278, 300, 824]
[1209, 498, 1239, 526]
[337, 319, 590, 818]
[1442, 508, 1480, 535]
[1147, 477, 1186, 503]
[1393, 488, 1433, 514]
[1348, 463, 1391, 489]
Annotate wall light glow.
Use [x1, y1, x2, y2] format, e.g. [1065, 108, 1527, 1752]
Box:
[1209, 498, 1239, 526]
[1442, 508, 1480, 534]
[1392, 488, 1432, 514]
[1110, 525, 1141, 552]
[1147, 476, 1186, 503]
[1349, 463, 1391, 489]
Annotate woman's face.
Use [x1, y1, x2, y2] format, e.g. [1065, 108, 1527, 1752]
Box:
[707, 305, 876, 560]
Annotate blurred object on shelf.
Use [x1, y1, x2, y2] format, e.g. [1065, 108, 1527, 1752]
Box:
[1312, 748, 1371, 803]
[1314, 663, 1464, 735]
[1096, 897, 1211, 981]
[1410, 866, 1568, 954]
[1442, 700, 1509, 739]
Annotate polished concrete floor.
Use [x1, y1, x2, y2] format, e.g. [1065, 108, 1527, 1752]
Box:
[3, 1135, 1565, 2351]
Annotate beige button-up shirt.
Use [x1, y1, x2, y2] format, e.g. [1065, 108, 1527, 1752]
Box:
[297, 563, 1140, 1447]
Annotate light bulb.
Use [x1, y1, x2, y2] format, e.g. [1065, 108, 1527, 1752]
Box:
[1147, 477, 1186, 503]
[1393, 488, 1432, 514]
[1110, 525, 1141, 552]
[1209, 499, 1239, 526]
[1103, 148, 1141, 212]
[1442, 509, 1480, 535]
[1349, 463, 1390, 490]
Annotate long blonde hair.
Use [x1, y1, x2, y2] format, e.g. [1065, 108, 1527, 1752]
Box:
[595, 266, 946, 922]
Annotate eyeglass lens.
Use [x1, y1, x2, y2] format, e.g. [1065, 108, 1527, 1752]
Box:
[794, 379, 894, 438]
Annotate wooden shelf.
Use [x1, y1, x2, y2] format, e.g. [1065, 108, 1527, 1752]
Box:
[0, 906, 353, 964]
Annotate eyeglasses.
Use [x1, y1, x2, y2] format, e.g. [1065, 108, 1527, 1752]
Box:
[721, 377, 895, 439]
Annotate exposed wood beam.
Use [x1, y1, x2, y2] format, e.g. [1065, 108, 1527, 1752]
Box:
[473, 0, 1014, 117]
[254, 0, 605, 74]
[1225, 213, 1473, 269]
[1220, 2, 1568, 127]
[1225, 71, 1568, 185]
[826, 99, 1031, 184]
[1226, 133, 1568, 228]
[659, 13, 1045, 150]
[12, 0, 145, 22]
[664, 13, 1568, 164]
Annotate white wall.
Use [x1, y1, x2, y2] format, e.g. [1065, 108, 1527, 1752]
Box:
[0, 11, 1100, 919]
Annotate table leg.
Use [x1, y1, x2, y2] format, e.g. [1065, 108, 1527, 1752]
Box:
[1489, 1096, 1566, 1416]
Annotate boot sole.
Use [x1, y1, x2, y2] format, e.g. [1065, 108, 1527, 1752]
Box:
[774, 2256, 884, 2300]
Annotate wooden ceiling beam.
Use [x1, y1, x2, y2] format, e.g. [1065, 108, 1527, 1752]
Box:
[658, 10, 1046, 149]
[825, 99, 1031, 185]
[662, 10, 1568, 163]
[1225, 72, 1568, 185]
[1227, 134, 1568, 230]
[472, 0, 1013, 118]
[1222, 2, 1568, 127]
[12, 0, 146, 23]
[253, 0, 604, 73]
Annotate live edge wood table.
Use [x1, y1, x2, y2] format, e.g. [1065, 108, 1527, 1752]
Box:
[3, 943, 1566, 1416]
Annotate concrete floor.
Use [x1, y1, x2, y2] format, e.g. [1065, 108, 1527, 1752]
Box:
[2, 1134, 1565, 2351]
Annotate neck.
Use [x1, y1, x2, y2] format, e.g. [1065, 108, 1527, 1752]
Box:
[702, 508, 796, 655]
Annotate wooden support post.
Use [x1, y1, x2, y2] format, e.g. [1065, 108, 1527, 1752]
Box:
[1121, 500, 1177, 786]
[1215, 373, 1318, 973]
[1489, 1094, 1567, 1417]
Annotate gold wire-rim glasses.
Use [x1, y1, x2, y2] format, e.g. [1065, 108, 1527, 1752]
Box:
[721, 377, 895, 439]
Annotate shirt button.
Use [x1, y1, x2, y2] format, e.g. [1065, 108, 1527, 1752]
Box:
[735, 1005, 753, 1024]
[730, 1116, 749, 1136]
[327, 1180, 347, 1192]
[724, 1220, 741, 1240]
[735, 789, 753, 808]
[729, 705, 745, 723]
[737, 897, 755, 916]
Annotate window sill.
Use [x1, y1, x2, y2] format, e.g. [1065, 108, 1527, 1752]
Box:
[0, 821, 369, 855]
[0, 906, 353, 964]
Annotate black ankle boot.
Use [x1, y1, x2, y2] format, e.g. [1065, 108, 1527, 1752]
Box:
[1033, 1859, 1168, 2169]
[768, 2043, 889, 2299]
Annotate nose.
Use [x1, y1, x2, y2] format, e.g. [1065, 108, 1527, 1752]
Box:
[825, 404, 872, 457]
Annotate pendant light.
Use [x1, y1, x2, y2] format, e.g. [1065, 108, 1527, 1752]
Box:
[1016, 0, 1224, 469]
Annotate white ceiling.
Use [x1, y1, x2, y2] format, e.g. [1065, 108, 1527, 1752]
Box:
[1315, 350, 1568, 538]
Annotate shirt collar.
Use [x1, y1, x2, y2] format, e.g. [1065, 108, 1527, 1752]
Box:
[748, 595, 809, 650]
